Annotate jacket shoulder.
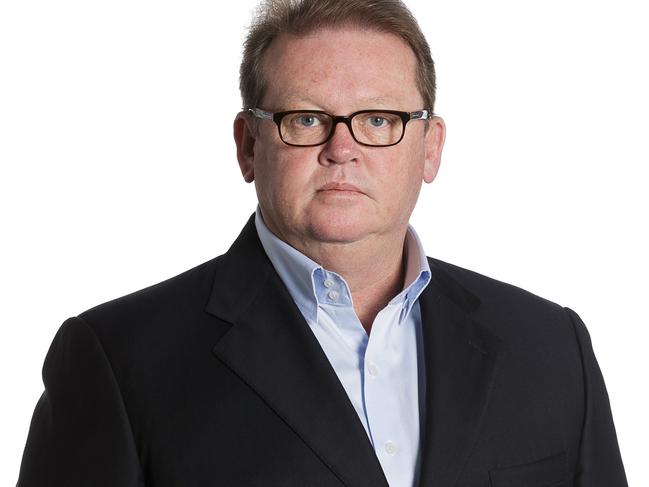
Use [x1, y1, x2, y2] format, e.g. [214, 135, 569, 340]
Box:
[429, 257, 564, 311]
[428, 257, 575, 343]
[78, 256, 222, 343]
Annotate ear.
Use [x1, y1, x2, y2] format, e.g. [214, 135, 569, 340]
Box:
[233, 112, 256, 183]
[423, 116, 446, 184]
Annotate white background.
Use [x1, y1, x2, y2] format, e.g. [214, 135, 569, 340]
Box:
[1, 0, 647, 484]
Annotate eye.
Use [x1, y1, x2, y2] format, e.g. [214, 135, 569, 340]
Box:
[368, 115, 388, 128]
[293, 114, 321, 128]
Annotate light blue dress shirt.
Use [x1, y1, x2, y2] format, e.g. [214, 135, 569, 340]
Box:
[255, 209, 431, 487]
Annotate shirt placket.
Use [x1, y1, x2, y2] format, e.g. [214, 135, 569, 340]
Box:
[363, 302, 418, 487]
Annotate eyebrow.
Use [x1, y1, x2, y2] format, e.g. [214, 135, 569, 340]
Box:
[275, 95, 402, 112]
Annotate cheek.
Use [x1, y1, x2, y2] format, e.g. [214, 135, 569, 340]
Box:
[254, 148, 315, 210]
[378, 150, 426, 215]
[380, 147, 425, 191]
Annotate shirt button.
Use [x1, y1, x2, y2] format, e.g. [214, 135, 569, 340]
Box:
[323, 279, 334, 288]
[327, 290, 339, 301]
[385, 441, 398, 456]
[367, 363, 379, 377]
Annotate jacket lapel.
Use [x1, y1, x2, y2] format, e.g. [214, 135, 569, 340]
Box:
[205, 216, 389, 487]
[417, 260, 502, 487]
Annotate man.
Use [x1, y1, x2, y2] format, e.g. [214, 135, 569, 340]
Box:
[18, 0, 627, 486]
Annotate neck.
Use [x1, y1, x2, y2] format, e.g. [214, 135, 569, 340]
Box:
[295, 232, 407, 334]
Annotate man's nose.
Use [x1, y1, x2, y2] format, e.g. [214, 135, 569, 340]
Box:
[319, 121, 360, 165]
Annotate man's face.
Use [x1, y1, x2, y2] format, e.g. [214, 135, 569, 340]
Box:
[235, 28, 445, 249]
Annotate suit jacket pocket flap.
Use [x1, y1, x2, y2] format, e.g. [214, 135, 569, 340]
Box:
[489, 451, 567, 487]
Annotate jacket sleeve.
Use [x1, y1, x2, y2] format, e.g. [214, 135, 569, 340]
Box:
[565, 307, 628, 486]
[17, 316, 143, 487]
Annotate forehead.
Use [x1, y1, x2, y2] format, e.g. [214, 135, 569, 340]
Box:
[260, 27, 422, 111]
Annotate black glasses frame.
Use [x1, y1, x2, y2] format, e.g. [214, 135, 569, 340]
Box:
[246, 107, 433, 147]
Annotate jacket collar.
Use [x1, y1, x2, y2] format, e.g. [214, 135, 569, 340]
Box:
[416, 258, 502, 487]
[206, 215, 389, 487]
[205, 215, 501, 487]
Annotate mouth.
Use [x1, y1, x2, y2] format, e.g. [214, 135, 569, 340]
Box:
[317, 182, 365, 195]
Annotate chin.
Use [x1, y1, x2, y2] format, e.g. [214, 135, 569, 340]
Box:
[306, 210, 372, 244]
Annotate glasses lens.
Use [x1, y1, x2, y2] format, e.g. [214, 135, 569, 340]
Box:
[352, 112, 404, 146]
[280, 112, 333, 146]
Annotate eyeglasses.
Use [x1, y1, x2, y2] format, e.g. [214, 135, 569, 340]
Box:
[247, 107, 433, 147]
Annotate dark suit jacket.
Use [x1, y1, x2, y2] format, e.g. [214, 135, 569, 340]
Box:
[18, 216, 627, 486]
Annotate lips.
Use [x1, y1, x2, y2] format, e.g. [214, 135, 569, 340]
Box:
[317, 182, 364, 194]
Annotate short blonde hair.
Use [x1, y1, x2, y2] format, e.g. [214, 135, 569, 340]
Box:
[239, 0, 436, 111]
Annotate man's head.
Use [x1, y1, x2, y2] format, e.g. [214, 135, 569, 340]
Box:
[233, 0, 445, 251]
[239, 0, 437, 114]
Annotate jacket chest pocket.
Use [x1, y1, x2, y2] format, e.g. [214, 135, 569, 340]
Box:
[489, 451, 568, 487]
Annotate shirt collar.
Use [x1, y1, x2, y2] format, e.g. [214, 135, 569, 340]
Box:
[255, 208, 321, 322]
[255, 208, 431, 324]
[392, 224, 432, 321]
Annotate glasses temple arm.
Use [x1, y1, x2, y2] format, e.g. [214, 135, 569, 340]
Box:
[246, 107, 274, 120]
